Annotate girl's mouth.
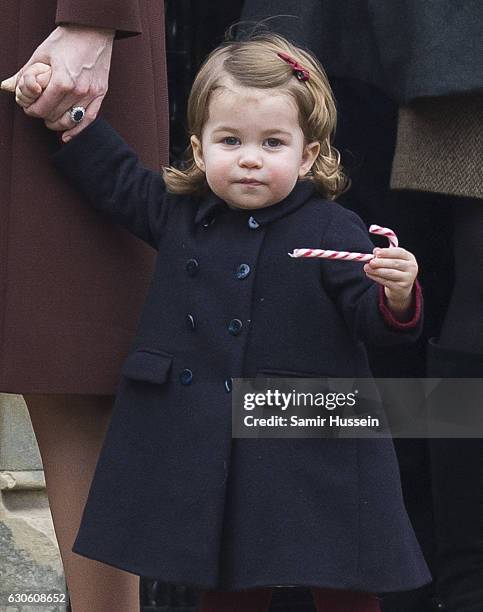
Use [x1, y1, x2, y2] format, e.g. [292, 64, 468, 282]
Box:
[238, 179, 264, 185]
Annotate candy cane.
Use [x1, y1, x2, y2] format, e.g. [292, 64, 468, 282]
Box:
[369, 225, 398, 248]
[288, 224, 398, 260]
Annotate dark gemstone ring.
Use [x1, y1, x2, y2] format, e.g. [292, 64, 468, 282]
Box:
[69, 106, 86, 124]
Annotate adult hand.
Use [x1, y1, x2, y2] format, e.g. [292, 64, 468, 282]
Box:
[3, 24, 115, 141]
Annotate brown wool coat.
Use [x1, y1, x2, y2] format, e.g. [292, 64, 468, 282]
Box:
[0, 0, 169, 394]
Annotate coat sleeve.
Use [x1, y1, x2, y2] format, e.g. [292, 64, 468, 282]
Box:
[55, 0, 142, 39]
[51, 117, 169, 249]
[319, 205, 424, 346]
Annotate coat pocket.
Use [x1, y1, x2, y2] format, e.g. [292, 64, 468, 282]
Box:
[121, 348, 173, 384]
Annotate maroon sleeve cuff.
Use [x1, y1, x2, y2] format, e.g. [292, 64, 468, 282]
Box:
[56, 0, 142, 39]
[378, 278, 423, 329]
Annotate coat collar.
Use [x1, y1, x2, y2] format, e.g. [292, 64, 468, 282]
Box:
[194, 180, 316, 226]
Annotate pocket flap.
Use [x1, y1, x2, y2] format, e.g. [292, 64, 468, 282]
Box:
[121, 349, 173, 384]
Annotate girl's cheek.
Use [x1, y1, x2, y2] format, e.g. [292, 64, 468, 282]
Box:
[269, 165, 297, 188]
[204, 153, 231, 177]
[205, 158, 234, 191]
[212, 150, 233, 168]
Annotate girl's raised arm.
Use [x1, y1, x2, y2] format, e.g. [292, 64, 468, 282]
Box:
[51, 117, 169, 249]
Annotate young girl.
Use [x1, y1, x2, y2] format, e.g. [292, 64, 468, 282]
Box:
[10, 33, 430, 611]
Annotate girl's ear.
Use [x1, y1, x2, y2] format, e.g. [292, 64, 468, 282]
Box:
[190, 135, 205, 172]
[298, 141, 320, 178]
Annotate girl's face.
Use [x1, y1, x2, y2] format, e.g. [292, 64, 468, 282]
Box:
[191, 82, 320, 210]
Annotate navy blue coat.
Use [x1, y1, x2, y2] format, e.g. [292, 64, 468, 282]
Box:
[52, 118, 431, 592]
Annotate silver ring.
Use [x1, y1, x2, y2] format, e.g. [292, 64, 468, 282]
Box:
[70, 106, 86, 123]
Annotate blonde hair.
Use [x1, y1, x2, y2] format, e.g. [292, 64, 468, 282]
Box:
[163, 31, 348, 200]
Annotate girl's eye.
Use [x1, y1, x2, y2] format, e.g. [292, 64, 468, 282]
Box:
[264, 138, 282, 148]
[222, 137, 240, 145]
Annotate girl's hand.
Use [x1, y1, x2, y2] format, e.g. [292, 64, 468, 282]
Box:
[363, 247, 419, 319]
[4, 62, 52, 108]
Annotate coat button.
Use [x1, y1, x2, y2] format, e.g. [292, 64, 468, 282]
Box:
[186, 314, 196, 330]
[228, 319, 243, 336]
[248, 216, 259, 229]
[180, 369, 193, 385]
[236, 263, 251, 279]
[224, 378, 233, 393]
[185, 258, 199, 276]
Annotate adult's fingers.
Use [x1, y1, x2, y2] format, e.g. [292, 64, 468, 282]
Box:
[30, 70, 104, 125]
[61, 96, 104, 140]
[44, 95, 102, 140]
[43, 92, 101, 132]
[43, 93, 92, 131]
[42, 80, 100, 125]
[22, 70, 92, 123]
[36, 70, 52, 89]
[16, 92, 35, 107]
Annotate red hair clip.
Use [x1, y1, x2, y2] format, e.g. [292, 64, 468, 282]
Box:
[277, 52, 310, 82]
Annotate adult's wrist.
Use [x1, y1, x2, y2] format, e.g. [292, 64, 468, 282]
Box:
[57, 24, 115, 40]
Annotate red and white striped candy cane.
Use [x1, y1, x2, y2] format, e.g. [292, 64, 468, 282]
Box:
[288, 224, 398, 260]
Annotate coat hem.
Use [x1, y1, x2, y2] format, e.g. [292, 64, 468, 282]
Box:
[71, 544, 432, 594]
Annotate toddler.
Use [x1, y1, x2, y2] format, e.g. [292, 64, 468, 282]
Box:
[9, 33, 430, 612]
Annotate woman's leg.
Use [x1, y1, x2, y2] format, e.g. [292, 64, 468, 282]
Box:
[312, 587, 381, 612]
[23, 393, 140, 612]
[199, 588, 273, 612]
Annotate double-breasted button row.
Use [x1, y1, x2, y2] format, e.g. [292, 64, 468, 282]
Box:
[183, 252, 247, 389]
[187, 258, 251, 281]
[180, 370, 233, 393]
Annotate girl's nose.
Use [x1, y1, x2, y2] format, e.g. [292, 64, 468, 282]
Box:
[238, 149, 262, 168]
